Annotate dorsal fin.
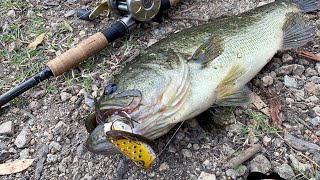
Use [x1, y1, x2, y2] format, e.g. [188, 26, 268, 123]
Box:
[282, 13, 315, 50]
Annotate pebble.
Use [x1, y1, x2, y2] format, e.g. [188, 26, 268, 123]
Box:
[274, 164, 295, 180]
[81, 173, 92, 180]
[181, 149, 192, 158]
[60, 92, 72, 101]
[26, 9, 35, 18]
[84, 95, 94, 108]
[53, 121, 69, 135]
[310, 117, 320, 126]
[282, 54, 294, 63]
[262, 136, 272, 146]
[49, 141, 62, 153]
[316, 63, 320, 74]
[197, 172, 216, 180]
[35, 145, 48, 180]
[19, 149, 30, 159]
[314, 106, 320, 116]
[226, 165, 247, 179]
[0, 121, 14, 135]
[310, 76, 320, 84]
[305, 68, 318, 77]
[284, 134, 320, 152]
[47, 154, 58, 163]
[249, 154, 271, 173]
[306, 96, 319, 103]
[305, 82, 320, 96]
[7, 10, 16, 18]
[29, 101, 40, 110]
[14, 128, 30, 148]
[284, 75, 298, 88]
[261, 75, 274, 86]
[193, 144, 200, 150]
[29, 90, 46, 99]
[276, 64, 305, 76]
[159, 162, 170, 171]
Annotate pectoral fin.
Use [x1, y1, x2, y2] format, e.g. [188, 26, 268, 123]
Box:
[282, 13, 315, 50]
[215, 64, 252, 106]
[192, 36, 224, 68]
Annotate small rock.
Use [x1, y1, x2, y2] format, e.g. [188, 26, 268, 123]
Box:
[35, 145, 48, 180]
[310, 76, 320, 84]
[76, 143, 85, 156]
[29, 101, 40, 110]
[0, 151, 11, 163]
[197, 172, 216, 180]
[291, 89, 305, 101]
[81, 173, 92, 180]
[53, 121, 69, 135]
[310, 117, 320, 126]
[228, 123, 243, 134]
[250, 154, 271, 173]
[262, 136, 272, 146]
[282, 54, 294, 63]
[159, 162, 170, 171]
[26, 9, 35, 17]
[64, 10, 75, 17]
[316, 63, 320, 74]
[305, 68, 318, 77]
[0, 121, 14, 135]
[60, 92, 72, 101]
[261, 75, 274, 86]
[305, 82, 320, 96]
[84, 95, 94, 108]
[29, 90, 46, 99]
[274, 164, 295, 180]
[203, 159, 210, 166]
[306, 96, 319, 103]
[276, 64, 305, 76]
[193, 144, 200, 150]
[14, 128, 30, 148]
[226, 165, 247, 179]
[19, 149, 30, 159]
[49, 141, 62, 153]
[181, 149, 192, 158]
[47, 154, 58, 163]
[284, 134, 320, 152]
[168, 144, 176, 153]
[314, 106, 320, 116]
[284, 75, 298, 88]
[7, 10, 16, 18]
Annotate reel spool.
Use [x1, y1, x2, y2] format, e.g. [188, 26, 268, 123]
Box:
[88, 0, 161, 22]
[109, 0, 161, 22]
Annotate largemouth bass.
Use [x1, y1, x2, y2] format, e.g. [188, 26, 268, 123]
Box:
[85, 0, 318, 168]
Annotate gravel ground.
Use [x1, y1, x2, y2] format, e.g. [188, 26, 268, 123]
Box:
[0, 0, 320, 179]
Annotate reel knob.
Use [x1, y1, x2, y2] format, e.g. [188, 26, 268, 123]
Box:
[127, 0, 161, 22]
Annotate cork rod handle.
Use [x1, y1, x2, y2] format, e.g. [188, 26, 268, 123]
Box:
[47, 32, 109, 76]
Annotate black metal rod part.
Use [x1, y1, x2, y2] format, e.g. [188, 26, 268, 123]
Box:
[0, 67, 53, 107]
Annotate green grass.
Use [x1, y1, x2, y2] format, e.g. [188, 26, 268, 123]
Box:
[245, 109, 278, 134]
[0, 0, 26, 10]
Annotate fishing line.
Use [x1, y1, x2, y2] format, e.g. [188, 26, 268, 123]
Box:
[156, 121, 185, 158]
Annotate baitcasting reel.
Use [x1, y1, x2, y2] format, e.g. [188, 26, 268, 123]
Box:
[79, 0, 167, 22]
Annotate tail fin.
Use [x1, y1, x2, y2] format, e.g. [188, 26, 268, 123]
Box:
[291, 0, 320, 12]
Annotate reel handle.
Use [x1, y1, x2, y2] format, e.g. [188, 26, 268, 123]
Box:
[47, 32, 108, 76]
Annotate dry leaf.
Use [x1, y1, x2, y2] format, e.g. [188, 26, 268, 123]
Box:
[263, 87, 283, 126]
[252, 93, 271, 117]
[0, 159, 34, 175]
[27, 33, 46, 50]
[299, 51, 320, 62]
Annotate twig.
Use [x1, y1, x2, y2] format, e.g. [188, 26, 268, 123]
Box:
[180, 6, 196, 13]
[299, 51, 320, 62]
[223, 144, 262, 168]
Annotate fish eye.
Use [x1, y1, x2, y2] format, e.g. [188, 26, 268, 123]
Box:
[104, 84, 118, 96]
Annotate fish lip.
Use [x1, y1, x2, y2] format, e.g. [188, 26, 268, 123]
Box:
[85, 124, 118, 155]
[85, 89, 143, 133]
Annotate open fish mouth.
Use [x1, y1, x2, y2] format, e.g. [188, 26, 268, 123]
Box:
[84, 88, 158, 168]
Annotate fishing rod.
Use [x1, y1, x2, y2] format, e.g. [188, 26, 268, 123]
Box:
[0, 0, 180, 108]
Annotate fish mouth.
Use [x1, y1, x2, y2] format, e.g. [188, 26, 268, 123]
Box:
[85, 89, 143, 155]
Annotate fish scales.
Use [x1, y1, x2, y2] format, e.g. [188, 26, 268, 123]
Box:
[85, 0, 318, 158]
